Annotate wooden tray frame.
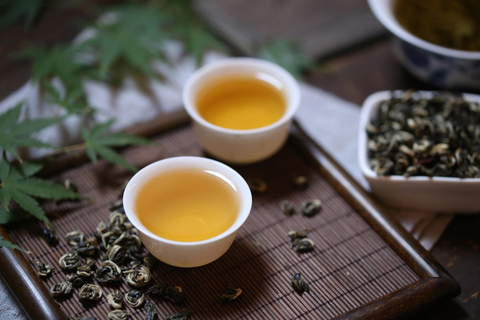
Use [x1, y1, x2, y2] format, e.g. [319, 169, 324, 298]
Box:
[0, 112, 460, 320]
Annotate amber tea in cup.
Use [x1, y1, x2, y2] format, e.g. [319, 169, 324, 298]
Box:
[196, 75, 286, 130]
[135, 168, 239, 242]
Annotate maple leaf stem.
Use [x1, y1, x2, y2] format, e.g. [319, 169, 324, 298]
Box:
[47, 142, 87, 157]
[62, 142, 87, 153]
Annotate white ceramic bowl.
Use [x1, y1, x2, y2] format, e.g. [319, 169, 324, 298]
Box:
[358, 90, 480, 213]
[368, 0, 480, 90]
[183, 57, 300, 164]
[123, 156, 252, 267]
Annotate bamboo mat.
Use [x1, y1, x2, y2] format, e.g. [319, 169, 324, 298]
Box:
[7, 124, 419, 320]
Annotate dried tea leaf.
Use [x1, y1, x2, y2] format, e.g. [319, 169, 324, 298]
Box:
[59, 253, 81, 270]
[125, 264, 151, 288]
[36, 260, 52, 277]
[279, 200, 295, 215]
[166, 309, 191, 320]
[247, 179, 267, 193]
[291, 273, 309, 294]
[293, 175, 309, 190]
[107, 290, 123, 309]
[78, 284, 103, 302]
[290, 237, 315, 253]
[301, 199, 322, 217]
[143, 301, 157, 320]
[50, 281, 73, 298]
[96, 261, 122, 284]
[164, 285, 185, 304]
[125, 290, 145, 308]
[220, 285, 242, 304]
[108, 309, 131, 320]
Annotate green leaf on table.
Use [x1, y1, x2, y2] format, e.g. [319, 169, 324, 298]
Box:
[174, 23, 226, 66]
[0, 0, 44, 29]
[0, 156, 80, 226]
[0, 104, 64, 160]
[258, 38, 315, 80]
[0, 205, 31, 224]
[163, 0, 227, 65]
[84, 4, 168, 79]
[17, 161, 43, 177]
[82, 120, 150, 172]
[0, 234, 29, 253]
[15, 44, 85, 91]
[45, 83, 92, 115]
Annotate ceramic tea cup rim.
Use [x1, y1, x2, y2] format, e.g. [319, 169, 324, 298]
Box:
[123, 156, 252, 247]
[182, 57, 300, 136]
[368, 0, 480, 60]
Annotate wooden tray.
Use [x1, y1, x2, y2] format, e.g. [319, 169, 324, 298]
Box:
[0, 112, 459, 320]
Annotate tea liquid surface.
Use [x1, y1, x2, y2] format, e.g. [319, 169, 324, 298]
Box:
[394, 0, 480, 51]
[196, 75, 286, 130]
[135, 169, 238, 242]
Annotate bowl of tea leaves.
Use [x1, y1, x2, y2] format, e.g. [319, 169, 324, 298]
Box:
[358, 90, 480, 213]
[368, 0, 480, 90]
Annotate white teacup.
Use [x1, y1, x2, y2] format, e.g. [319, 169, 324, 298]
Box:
[183, 58, 300, 164]
[123, 156, 252, 268]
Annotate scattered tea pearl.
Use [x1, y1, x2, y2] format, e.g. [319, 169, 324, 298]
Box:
[293, 175, 309, 190]
[291, 273, 309, 294]
[301, 199, 322, 217]
[247, 179, 267, 193]
[280, 200, 295, 215]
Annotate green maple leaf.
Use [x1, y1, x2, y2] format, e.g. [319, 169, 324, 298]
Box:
[15, 44, 85, 91]
[258, 39, 314, 80]
[0, 206, 31, 224]
[82, 120, 150, 172]
[163, 0, 227, 65]
[84, 4, 168, 79]
[0, 156, 80, 227]
[0, 234, 29, 253]
[45, 83, 92, 115]
[0, 103, 64, 160]
[0, 0, 44, 29]
[175, 23, 226, 66]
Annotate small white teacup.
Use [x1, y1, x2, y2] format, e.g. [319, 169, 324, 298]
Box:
[123, 156, 252, 268]
[183, 58, 300, 164]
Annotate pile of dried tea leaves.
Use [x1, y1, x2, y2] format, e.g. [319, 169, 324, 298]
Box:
[367, 90, 480, 178]
[41, 205, 190, 320]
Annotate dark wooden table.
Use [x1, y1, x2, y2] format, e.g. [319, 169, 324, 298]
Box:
[0, 1, 479, 319]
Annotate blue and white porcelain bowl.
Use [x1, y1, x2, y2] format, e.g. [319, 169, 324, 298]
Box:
[368, 0, 480, 90]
